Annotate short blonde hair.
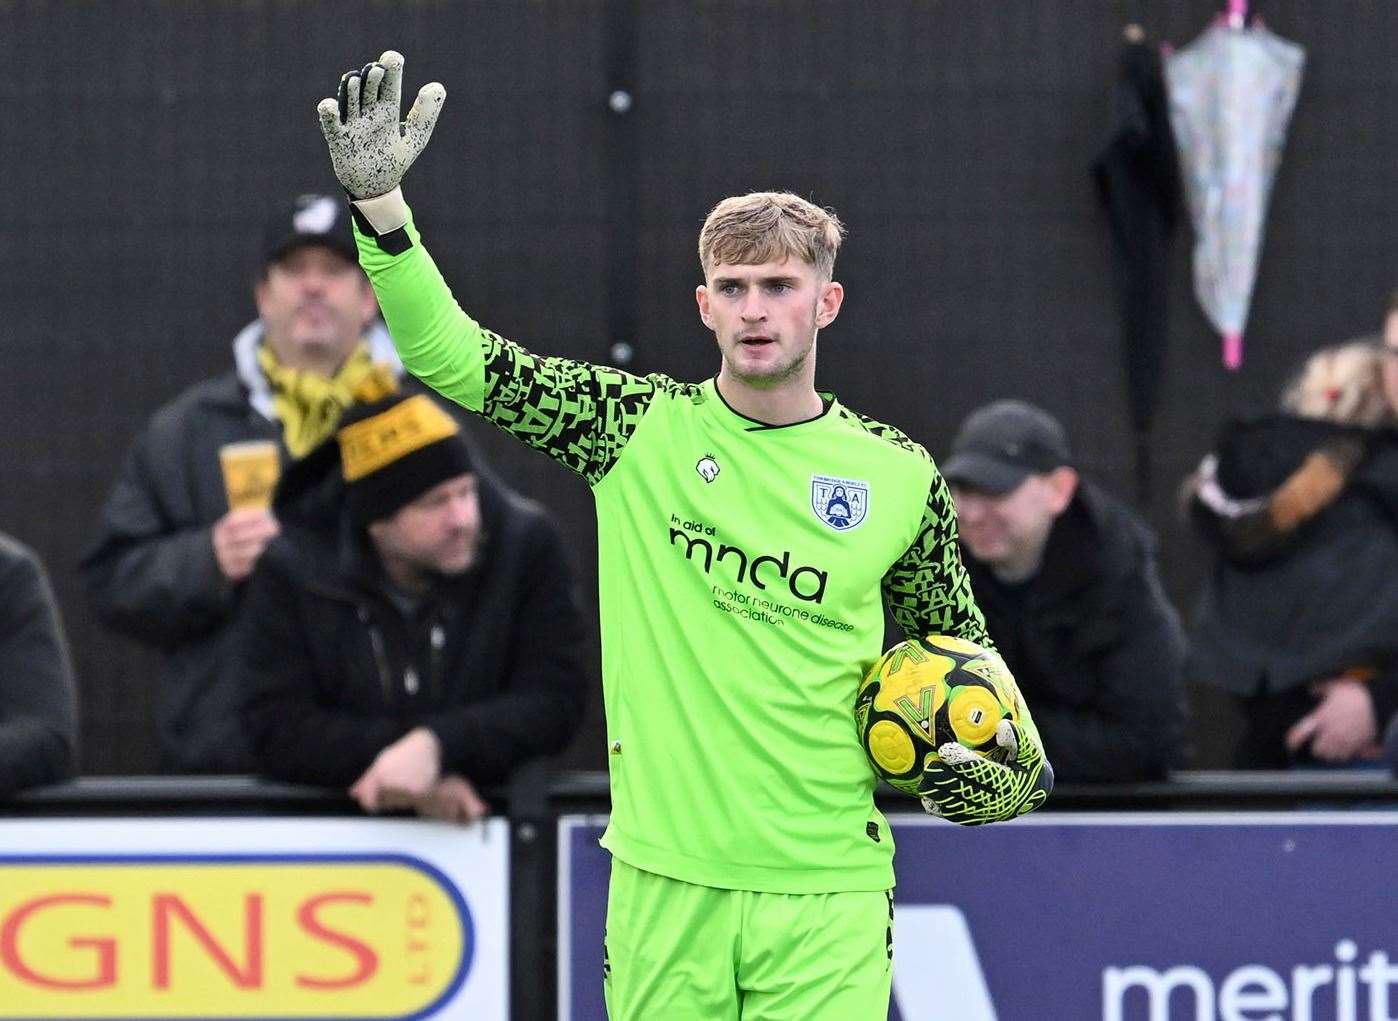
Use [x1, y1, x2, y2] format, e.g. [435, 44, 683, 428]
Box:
[698, 192, 845, 280]
[1281, 341, 1389, 427]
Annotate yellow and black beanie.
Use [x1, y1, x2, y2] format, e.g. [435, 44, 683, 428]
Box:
[336, 394, 473, 526]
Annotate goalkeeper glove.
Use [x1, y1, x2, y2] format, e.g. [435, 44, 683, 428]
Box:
[918, 719, 1053, 826]
[316, 51, 445, 248]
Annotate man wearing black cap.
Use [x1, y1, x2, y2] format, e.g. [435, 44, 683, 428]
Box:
[236, 393, 587, 819]
[82, 193, 405, 772]
[942, 400, 1187, 781]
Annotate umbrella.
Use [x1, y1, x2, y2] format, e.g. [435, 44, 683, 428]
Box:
[1091, 27, 1182, 504]
[1165, 5, 1305, 370]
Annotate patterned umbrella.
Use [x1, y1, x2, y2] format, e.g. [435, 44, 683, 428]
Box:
[1165, 9, 1304, 370]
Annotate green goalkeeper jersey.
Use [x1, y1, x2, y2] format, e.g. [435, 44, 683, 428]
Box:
[355, 205, 995, 893]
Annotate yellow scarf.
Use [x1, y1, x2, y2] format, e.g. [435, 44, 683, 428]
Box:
[258, 342, 399, 458]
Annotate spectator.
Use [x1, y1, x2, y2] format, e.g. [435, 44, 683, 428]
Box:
[238, 393, 587, 822]
[81, 194, 403, 773]
[942, 400, 1187, 781]
[1185, 338, 1398, 768]
[0, 532, 77, 794]
[1374, 292, 1398, 775]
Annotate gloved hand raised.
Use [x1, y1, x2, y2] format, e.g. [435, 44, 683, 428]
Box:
[317, 50, 445, 201]
[918, 719, 1053, 826]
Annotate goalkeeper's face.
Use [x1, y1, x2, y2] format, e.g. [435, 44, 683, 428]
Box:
[696, 257, 843, 388]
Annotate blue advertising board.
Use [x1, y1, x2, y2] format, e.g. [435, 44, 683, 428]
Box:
[559, 813, 1398, 1021]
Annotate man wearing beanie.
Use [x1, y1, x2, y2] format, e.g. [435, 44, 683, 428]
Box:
[236, 393, 588, 819]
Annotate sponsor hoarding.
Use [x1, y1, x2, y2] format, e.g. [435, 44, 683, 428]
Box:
[0, 818, 507, 1019]
[560, 813, 1398, 1021]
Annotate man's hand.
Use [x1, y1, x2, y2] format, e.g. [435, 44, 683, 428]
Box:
[349, 727, 442, 813]
[211, 508, 280, 583]
[416, 774, 491, 824]
[919, 720, 1053, 826]
[1285, 676, 1381, 762]
[317, 50, 445, 201]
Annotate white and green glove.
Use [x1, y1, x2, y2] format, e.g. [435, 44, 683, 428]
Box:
[316, 50, 444, 250]
[918, 719, 1053, 826]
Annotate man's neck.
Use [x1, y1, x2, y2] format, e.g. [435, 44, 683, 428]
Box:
[714, 371, 825, 426]
[988, 548, 1045, 586]
[378, 550, 432, 597]
[264, 335, 351, 379]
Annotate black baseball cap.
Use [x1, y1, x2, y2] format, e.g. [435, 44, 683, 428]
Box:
[940, 400, 1071, 495]
[263, 193, 358, 266]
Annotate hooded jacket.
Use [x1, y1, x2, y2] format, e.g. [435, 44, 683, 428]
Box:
[962, 481, 1188, 782]
[79, 322, 403, 772]
[235, 443, 588, 788]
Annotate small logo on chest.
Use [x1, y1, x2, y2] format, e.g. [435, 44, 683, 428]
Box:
[696, 455, 720, 483]
[811, 475, 869, 531]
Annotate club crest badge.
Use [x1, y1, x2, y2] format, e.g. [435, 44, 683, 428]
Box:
[696, 455, 720, 483]
[811, 475, 869, 531]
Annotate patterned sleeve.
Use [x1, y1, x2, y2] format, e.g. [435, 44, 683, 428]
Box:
[882, 467, 996, 650]
[473, 328, 661, 485]
[353, 200, 662, 485]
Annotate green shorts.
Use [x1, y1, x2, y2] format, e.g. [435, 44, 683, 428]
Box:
[603, 858, 893, 1021]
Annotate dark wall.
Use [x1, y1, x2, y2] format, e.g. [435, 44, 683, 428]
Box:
[3, 1, 1394, 774]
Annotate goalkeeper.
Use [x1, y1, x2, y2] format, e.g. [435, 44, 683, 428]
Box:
[318, 51, 1052, 1020]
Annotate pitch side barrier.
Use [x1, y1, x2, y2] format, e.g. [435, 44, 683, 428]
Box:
[5, 770, 1398, 1021]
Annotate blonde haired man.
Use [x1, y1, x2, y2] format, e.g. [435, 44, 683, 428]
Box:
[698, 190, 844, 278]
[318, 50, 1052, 1020]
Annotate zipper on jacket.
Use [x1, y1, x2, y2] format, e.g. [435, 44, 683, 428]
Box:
[359, 606, 394, 703]
[403, 615, 443, 700]
[428, 619, 446, 698]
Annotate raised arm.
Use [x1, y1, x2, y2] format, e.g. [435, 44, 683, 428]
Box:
[317, 50, 655, 484]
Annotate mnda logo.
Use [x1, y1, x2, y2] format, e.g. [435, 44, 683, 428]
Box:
[667, 529, 828, 603]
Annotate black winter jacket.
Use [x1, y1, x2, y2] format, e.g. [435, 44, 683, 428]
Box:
[80, 369, 280, 772]
[0, 532, 78, 793]
[236, 456, 589, 789]
[962, 482, 1187, 782]
[1187, 418, 1398, 766]
[78, 323, 461, 772]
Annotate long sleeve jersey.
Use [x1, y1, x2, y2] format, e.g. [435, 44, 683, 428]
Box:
[354, 203, 996, 892]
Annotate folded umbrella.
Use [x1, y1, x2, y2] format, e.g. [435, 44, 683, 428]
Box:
[1165, 9, 1305, 370]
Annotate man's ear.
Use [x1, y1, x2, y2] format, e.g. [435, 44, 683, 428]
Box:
[1046, 467, 1079, 515]
[696, 284, 713, 330]
[815, 280, 844, 328]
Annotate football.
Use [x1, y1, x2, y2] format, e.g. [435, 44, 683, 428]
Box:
[854, 634, 1022, 794]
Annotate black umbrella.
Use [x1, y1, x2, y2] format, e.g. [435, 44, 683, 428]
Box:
[1092, 27, 1182, 506]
